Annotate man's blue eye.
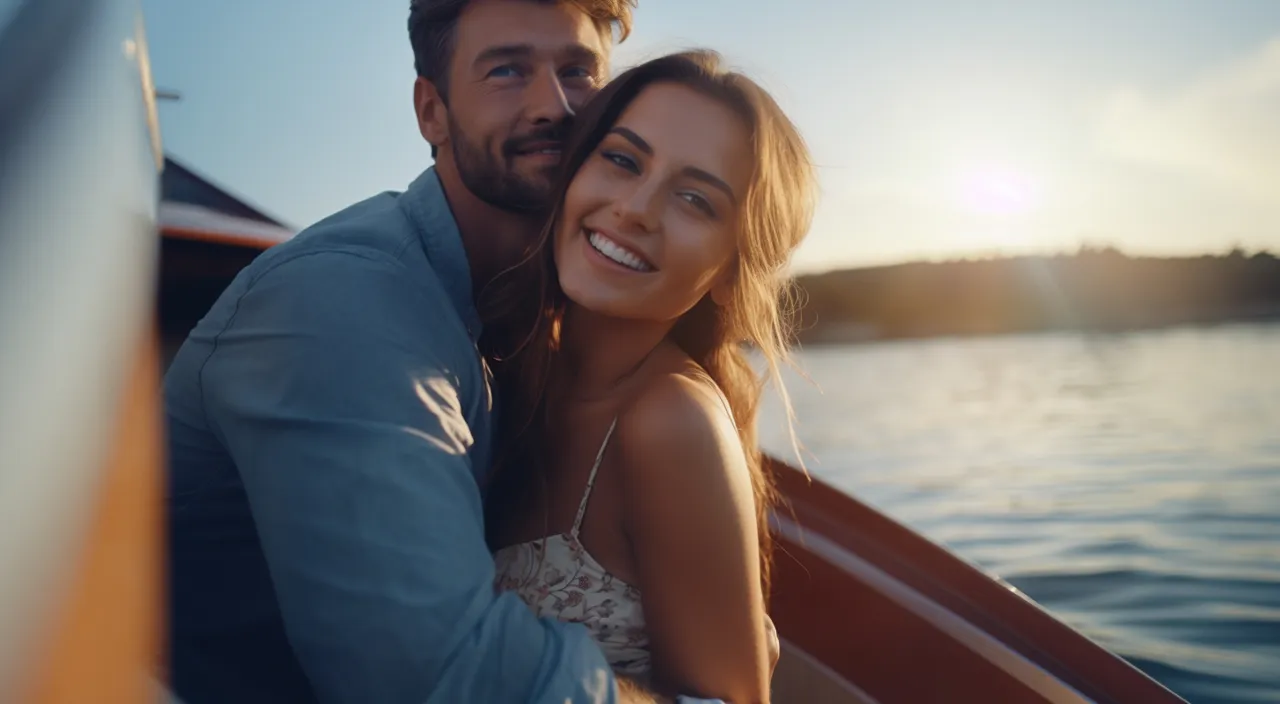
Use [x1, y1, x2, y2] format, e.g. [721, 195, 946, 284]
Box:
[487, 65, 520, 78]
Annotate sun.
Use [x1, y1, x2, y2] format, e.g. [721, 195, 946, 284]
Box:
[955, 164, 1042, 217]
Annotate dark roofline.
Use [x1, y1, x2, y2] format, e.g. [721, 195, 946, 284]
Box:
[161, 154, 290, 228]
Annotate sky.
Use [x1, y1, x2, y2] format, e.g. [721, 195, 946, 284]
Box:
[143, 0, 1280, 273]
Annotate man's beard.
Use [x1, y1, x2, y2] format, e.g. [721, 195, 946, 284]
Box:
[449, 116, 570, 215]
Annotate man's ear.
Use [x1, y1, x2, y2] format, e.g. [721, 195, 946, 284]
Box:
[414, 77, 449, 151]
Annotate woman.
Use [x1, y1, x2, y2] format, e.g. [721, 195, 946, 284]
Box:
[482, 50, 814, 703]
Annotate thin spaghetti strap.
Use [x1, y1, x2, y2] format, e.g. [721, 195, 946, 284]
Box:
[571, 417, 618, 536]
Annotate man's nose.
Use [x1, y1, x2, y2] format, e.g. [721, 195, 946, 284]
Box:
[525, 70, 573, 125]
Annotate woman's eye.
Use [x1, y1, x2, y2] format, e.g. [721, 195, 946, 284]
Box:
[681, 192, 716, 217]
[602, 150, 639, 172]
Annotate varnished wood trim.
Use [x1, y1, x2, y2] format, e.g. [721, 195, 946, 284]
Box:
[774, 516, 1091, 704]
[18, 333, 162, 703]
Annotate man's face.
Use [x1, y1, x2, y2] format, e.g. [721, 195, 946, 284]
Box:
[441, 1, 611, 213]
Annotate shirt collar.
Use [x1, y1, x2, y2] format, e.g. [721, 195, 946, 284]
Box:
[398, 167, 482, 340]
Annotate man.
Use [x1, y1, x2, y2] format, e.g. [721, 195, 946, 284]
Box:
[165, 1, 753, 702]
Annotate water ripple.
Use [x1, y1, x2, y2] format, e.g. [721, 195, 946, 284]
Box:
[760, 323, 1280, 703]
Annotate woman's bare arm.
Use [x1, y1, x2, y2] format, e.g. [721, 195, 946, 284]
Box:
[617, 373, 771, 704]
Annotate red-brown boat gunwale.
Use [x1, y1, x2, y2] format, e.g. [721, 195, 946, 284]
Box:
[767, 456, 1185, 703]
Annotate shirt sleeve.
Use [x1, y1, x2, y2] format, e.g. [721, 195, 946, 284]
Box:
[198, 248, 618, 704]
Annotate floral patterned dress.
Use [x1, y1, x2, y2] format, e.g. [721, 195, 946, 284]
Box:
[492, 419, 652, 679]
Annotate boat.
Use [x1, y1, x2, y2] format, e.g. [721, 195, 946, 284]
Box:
[0, 0, 1187, 701]
[766, 459, 1187, 703]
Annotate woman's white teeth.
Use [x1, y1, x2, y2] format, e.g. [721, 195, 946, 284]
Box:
[588, 231, 652, 272]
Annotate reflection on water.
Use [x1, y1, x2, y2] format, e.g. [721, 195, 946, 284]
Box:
[759, 322, 1280, 704]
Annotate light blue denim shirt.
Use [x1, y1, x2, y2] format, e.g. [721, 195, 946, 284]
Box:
[165, 168, 724, 703]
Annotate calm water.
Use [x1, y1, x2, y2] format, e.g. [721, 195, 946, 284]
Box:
[758, 322, 1280, 703]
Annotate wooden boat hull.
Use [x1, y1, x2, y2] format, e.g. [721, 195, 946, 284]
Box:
[766, 456, 1185, 703]
[0, 1, 164, 701]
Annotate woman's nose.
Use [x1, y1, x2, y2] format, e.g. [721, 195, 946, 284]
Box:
[612, 181, 662, 233]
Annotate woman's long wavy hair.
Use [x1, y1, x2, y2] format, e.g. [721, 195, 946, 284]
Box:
[480, 50, 816, 593]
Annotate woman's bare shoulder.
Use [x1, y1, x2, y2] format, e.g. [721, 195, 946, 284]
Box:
[620, 351, 736, 453]
[613, 354, 754, 523]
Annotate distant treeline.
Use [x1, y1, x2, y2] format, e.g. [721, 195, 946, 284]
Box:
[792, 247, 1280, 344]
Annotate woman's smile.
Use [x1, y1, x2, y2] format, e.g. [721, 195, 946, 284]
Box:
[582, 228, 657, 273]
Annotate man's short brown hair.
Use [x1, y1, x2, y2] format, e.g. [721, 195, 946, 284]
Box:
[408, 0, 635, 101]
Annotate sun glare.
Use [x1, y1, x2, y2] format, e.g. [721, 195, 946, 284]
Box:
[956, 164, 1041, 217]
